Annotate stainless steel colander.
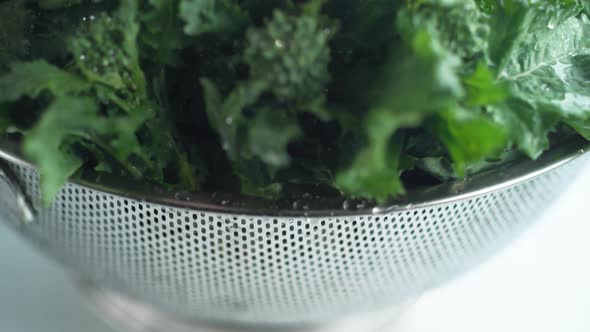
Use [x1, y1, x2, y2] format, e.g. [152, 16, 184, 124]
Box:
[0, 138, 588, 331]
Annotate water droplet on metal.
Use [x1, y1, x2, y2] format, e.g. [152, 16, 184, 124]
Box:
[174, 191, 191, 201]
[372, 206, 386, 214]
[342, 199, 351, 210]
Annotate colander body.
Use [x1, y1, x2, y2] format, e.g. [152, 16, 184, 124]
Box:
[0, 146, 588, 326]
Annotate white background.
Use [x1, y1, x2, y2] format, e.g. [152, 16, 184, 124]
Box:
[1, 164, 589, 332]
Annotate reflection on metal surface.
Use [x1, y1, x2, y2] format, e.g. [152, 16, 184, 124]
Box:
[79, 280, 411, 332]
[0, 137, 588, 217]
[0, 159, 35, 225]
[0, 138, 588, 327]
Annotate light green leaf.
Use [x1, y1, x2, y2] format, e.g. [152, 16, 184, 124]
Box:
[464, 63, 508, 106]
[247, 108, 302, 168]
[24, 97, 95, 205]
[0, 61, 90, 101]
[335, 17, 464, 201]
[429, 107, 508, 175]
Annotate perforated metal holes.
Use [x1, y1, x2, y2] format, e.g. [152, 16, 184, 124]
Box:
[6, 155, 588, 325]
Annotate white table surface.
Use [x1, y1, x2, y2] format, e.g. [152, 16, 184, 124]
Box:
[1, 165, 589, 332]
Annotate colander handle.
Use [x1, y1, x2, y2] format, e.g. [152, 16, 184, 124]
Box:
[0, 160, 35, 225]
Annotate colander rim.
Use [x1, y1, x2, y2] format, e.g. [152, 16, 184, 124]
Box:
[0, 136, 588, 217]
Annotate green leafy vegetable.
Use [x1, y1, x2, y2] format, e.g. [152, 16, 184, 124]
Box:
[0, 0, 589, 204]
[0, 61, 90, 101]
[0, 0, 32, 72]
[140, 0, 189, 65]
[179, 0, 248, 36]
[23, 96, 145, 205]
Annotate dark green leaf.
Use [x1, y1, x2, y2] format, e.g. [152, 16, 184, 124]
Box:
[494, 11, 590, 157]
[38, 0, 82, 10]
[247, 108, 302, 168]
[179, 0, 249, 36]
[0, 0, 33, 70]
[140, 0, 189, 65]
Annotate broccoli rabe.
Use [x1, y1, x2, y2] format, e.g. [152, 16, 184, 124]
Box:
[0, 0, 590, 204]
[244, 10, 333, 104]
[0, 1, 198, 204]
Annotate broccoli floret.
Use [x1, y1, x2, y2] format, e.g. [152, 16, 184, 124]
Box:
[68, 4, 145, 109]
[245, 10, 333, 103]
